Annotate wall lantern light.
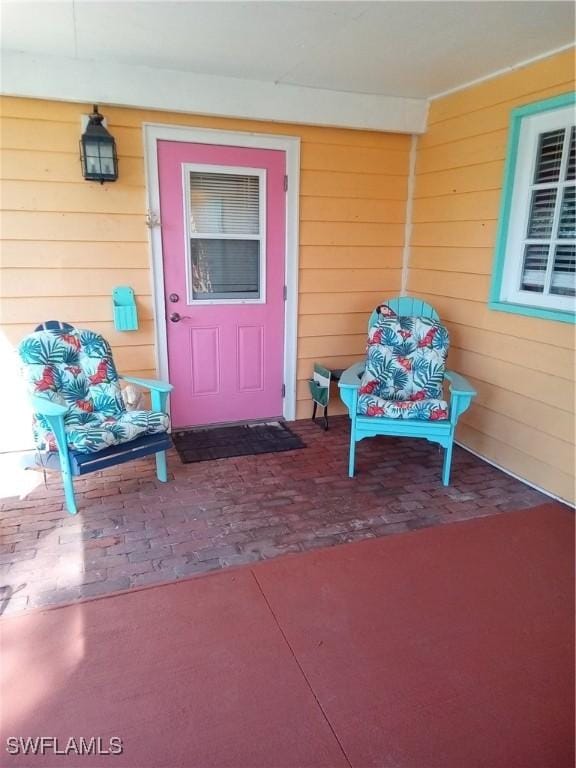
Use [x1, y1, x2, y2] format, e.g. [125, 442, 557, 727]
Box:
[80, 105, 118, 183]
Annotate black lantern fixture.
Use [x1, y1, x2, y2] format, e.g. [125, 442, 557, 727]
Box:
[80, 105, 118, 183]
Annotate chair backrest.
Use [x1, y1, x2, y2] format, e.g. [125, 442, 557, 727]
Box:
[362, 301, 449, 402]
[368, 296, 439, 332]
[18, 324, 125, 419]
[34, 320, 75, 332]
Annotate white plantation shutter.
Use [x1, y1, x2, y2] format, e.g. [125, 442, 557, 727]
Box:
[185, 168, 265, 301]
[558, 185, 576, 238]
[520, 125, 575, 298]
[551, 244, 576, 295]
[521, 128, 576, 296]
[533, 129, 565, 184]
[520, 244, 548, 292]
[553, 173, 576, 296]
[526, 188, 557, 239]
[502, 106, 575, 312]
[564, 126, 575, 181]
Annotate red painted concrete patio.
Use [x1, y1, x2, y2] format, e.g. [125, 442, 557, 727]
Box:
[1, 416, 548, 616]
[1, 503, 573, 768]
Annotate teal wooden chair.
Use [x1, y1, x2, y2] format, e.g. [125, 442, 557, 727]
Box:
[18, 321, 173, 515]
[339, 296, 476, 484]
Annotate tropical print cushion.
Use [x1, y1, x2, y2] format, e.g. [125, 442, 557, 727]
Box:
[358, 308, 450, 420]
[358, 396, 449, 420]
[18, 326, 169, 453]
[41, 411, 170, 453]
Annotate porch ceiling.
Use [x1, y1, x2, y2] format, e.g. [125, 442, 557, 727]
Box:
[1, 1, 574, 99]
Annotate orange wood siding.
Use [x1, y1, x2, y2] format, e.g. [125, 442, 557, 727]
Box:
[409, 49, 576, 503]
[0, 96, 410, 425]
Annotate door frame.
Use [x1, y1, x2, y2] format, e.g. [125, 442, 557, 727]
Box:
[143, 123, 300, 421]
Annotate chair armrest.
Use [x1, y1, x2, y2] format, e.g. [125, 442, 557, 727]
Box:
[29, 395, 70, 465]
[29, 395, 68, 417]
[121, 375, 172, 414]
[121, 375, 173, 393]
[338, 361, 365, 389]
[445, 371, 476, 425]
[444, 371, 477, 396]
[338, 361, 364, 418]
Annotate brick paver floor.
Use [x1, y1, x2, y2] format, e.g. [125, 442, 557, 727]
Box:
[0, 416, 548, 616]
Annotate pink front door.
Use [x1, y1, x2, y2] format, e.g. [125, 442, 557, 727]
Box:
[158, 140, 286, 428]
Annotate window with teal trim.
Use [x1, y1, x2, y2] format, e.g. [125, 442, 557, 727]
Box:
[492, 94, 575, 321]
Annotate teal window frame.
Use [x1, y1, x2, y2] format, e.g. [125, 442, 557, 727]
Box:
[489, 91, 576, 324]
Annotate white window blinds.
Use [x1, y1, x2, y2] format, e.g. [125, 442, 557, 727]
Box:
[185, 169, 265, 302]
[189, 173, 260, 236]
[520, 124, 575, 299]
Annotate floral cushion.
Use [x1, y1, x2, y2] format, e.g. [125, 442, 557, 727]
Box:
[357, 307, 450, 420]
[41, 410, 170, 453]
[357, 396, 449, 420]
[18, 327, 170, 453]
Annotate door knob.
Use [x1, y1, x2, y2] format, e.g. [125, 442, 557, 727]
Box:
[170, 311, 191, 322]
[170, 312, 183, 323]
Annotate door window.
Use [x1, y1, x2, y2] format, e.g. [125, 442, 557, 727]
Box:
[184, 166, 266, 302]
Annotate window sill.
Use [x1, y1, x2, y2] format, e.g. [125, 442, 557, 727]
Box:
[489, 299, 575, 324]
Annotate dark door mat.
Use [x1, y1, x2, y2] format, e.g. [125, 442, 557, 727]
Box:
[172, 421, 306, 464]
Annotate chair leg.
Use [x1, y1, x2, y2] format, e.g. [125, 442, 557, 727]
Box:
[442, 439, 454, 486]
[155, 450, 168, 483]
[44, 414, 77, 514]
[61, 469, 78, 515]
[348, 432, 356, 478]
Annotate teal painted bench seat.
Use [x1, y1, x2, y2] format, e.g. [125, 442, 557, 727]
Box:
[34, 432, 172, 476]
